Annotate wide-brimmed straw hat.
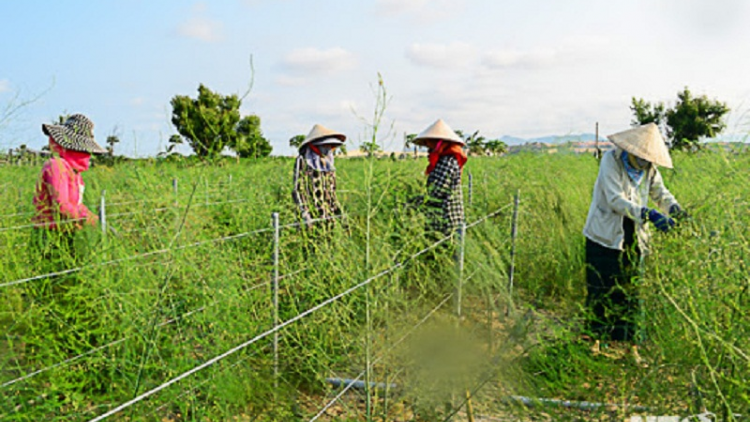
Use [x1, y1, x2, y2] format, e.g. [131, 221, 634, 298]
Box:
[412, 119, 464, 146]
[299, 124, 346, 150]
[607, 123, 672, 168]
[42, 114, 106, 154]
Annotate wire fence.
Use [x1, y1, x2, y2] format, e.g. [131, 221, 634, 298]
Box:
[1, 185, 520, 421]
[0, 177, 248, 233]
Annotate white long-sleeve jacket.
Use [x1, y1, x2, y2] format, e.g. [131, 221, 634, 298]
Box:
[583, 148, 679, 253]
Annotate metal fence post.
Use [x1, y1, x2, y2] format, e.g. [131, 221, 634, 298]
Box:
[172, 177, 178, 206]
[272, 212, 280, 390]
[456, 222, 467, 318]
[508, 190, 520, 315]
[99, 190, 107, 236]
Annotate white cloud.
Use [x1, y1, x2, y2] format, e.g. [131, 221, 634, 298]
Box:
[481, 37, 609, 71]
[0, 79, 9, 93]
[481, 49, 557, 70]
[177, 17, 223, 42]
[274, 75, 306, 87]
[374, 0, 466, 21]
[281, 47, 357, 75]
[405, 42, 476, 68]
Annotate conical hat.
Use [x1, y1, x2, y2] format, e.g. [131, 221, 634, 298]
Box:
[299, 124, 346, 150]
[42, 114, 107, 154]
[607, 123, 673, 168]
[413, 119, 464, 146]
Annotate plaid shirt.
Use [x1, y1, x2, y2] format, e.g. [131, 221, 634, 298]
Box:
[425, 155, 464, 235]
[292, 155, 342, 222]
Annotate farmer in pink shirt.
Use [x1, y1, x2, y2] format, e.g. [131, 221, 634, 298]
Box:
[33, 114, 106, 234]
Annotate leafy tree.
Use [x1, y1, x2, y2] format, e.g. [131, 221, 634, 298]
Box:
[232, 114, 272, 158]
[457, 129, 485, 156]
[289, 134, 305, 149]
[360, 139, 382, 156]
[159, 134, 184, 157]
[170, 84, 241, 158]
[630, 98, 665, 127]
[106, 127, 120, 156]
[484, 139, 508, 156]
[630, 87, 730, 151]
[665, 87, 730, 151]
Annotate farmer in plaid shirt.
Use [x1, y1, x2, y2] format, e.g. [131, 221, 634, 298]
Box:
[412, 119, 467, 236]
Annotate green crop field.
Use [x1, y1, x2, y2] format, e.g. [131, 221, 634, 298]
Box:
[1, 149, 749, 421]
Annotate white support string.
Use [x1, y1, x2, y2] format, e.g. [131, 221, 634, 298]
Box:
[0, 218, 88, 233]
[0, 226, 274, 289]
[84, 234, 452, 422]
[466, 202, 514, 229]
[148, 343, 272, 419]
[1, 201, 506, 290]
[1, 275, 278, 389]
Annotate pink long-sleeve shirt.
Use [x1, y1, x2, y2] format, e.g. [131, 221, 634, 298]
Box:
[33, 154, 95, 230]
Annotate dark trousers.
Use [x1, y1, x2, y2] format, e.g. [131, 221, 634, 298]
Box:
[585, 218, 642, 342]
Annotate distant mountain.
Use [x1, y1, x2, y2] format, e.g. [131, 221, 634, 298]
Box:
[500, 133, 601, 146]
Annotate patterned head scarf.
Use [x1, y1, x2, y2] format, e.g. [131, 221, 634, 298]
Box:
[303, 141, 336, 172]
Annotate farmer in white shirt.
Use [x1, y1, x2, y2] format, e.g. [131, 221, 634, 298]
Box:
[583, 123, 688, 343]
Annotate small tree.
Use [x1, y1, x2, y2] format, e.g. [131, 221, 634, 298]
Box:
[232, 114, 272, 158]
[630, 87, 730, 151]
[630, 98, 665, 127]
[159, 134, 184, 157]
[289, 134, 305, 149]
[170, 84, 241, 158]
[360, 139, 382, 156]
[666, 87, 730, 151]
[457, 129, 484, 156]
[106, 126, 120, 156]
[485, 139, 508, 156]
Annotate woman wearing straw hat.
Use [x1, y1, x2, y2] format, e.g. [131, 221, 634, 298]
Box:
[33, 114, 106, 236]
[583, 123, 688, 345]
[292, 124, 346, 228]
[412, 119, 467, 237]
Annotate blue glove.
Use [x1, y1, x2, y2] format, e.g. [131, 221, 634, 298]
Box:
[641, 207, 675, 233]
[669, 204, 689, 221]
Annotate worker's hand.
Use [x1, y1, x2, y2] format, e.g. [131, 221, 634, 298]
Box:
[642, 207, 674, 233]
[669, 204, 690, 221]
[86, 213, 99, 227]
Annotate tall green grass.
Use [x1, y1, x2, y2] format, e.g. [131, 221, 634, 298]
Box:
[0, 148, 748, 421]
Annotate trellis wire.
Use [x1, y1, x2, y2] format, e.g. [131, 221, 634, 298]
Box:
[1, 275, 278, 389]
[0, 210, 350, 289]
[0, 226, 273, 288]
[84, 231, 455, 422]
[0, 178, 233, 222]
[84, 202, 509, 421]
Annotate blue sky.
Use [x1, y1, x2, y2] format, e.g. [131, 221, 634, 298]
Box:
[2, 0, 750, 156]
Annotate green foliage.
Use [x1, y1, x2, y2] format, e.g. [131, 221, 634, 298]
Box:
[666, 87, 730, 151]
[170, 84, 272, 159]
[457, 130, 490, 156]
[630, 87, 730, 151]
[288, 134, 305, 149]
[359, 139, 382, 155]
[630, 97, 665, 126]
[1, 150, 749, 420]
[232, 115, 272, 158]
[170, 84, 241, 158]
[484, 138, 508, 156]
